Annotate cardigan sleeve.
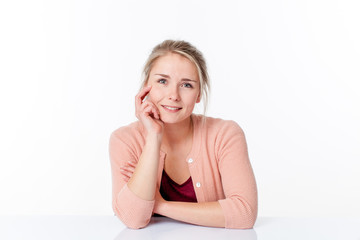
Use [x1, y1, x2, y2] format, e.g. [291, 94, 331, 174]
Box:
[109, 129, 155, 229]
[216, 121, 258, 229]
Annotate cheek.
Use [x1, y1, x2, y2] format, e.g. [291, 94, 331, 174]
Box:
[183, 92, 200, 105]
[148, 87, 161, 102]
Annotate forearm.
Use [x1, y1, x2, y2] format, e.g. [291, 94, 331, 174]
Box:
[127, 134, 161, 201]
[155, 200, 225, 228]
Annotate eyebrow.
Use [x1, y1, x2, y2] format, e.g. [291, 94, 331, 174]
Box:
[154, 73, 197, 82]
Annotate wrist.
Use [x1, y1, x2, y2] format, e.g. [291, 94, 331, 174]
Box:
[146, 132, 162, 143]
[154, 199, 169, 215]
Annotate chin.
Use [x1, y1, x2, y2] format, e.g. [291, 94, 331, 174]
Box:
[160, 116, 181, 124]
[160, 114, 190, 124]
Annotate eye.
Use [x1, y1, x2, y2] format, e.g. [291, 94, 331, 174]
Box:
[182, 83, 193, 88]
[158, 79, 167, 84]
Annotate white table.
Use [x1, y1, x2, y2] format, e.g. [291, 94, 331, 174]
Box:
[1, 215, 360, 240]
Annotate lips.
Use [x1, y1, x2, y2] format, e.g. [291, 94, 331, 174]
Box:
[161, 105, 182, 112]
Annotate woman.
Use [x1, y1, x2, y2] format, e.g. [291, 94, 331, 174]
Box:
[109, 40, 258, 229]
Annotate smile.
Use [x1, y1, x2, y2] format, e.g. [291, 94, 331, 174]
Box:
[162, 105, 182, 112]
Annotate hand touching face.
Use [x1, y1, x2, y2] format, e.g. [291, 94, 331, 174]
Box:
[135, 85, 164, 135]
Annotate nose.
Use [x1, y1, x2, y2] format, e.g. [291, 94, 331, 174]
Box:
[168, 86, 180, 102]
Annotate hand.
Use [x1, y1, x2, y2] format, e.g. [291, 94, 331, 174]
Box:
[120, 160, 137, 182]
[135, 85, 164, 136]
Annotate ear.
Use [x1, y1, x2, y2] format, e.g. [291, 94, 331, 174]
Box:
[196, 93, 201, 103]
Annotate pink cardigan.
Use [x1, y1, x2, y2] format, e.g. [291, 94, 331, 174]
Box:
[109, 114, 258, 229]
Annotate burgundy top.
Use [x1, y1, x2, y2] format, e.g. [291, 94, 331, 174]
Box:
[160, 170, 197, 202]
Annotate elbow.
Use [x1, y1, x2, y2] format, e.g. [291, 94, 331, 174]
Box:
[113, 203, 151, 229]
[239, 211, 257, 229]
[227, 208, 257, 229]
[115, 214, 151, 229]
[219, 196, 258, 229]
[112, 184, 155, 229]
[238, 202, 257, 229]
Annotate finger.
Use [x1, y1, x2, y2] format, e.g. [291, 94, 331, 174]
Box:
[123, 171, 132, 179]
[152, 106, 160, 120]
[137, 101, 150, 119]
[145, 102, 159, 120]
[135, 86, 152, 118]
[141, 101, 160, 118]
[127, 161, 137, 168]
[140, 100, 151, 111]
[122, 175, 130, 182]
[135, 86, 152, 109]
[121, 165, 135, 173]
[140, 85, 152, 102]
[137, 85, 152, 102]
[143, 105, 155, 118]
[121, 174, 132, 179]
[155, 108, 160, 119]
[139, 101, 155, 118]
[120, 168, 133, 178]
[123, 165, 135, 173]
[136, 99, 147, 118]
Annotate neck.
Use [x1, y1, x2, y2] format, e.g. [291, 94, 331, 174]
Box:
[161, 115, 193, 152]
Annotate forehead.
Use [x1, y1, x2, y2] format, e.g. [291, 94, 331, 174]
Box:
[150, 53, 199, 79]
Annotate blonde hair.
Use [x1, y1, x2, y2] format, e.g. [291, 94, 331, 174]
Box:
[140, 39, 210, 116]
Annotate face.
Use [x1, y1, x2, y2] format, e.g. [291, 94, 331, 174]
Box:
[146, 52, 201, 124]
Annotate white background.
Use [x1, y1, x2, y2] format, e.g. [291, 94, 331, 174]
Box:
[0, 0, 359, 217]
